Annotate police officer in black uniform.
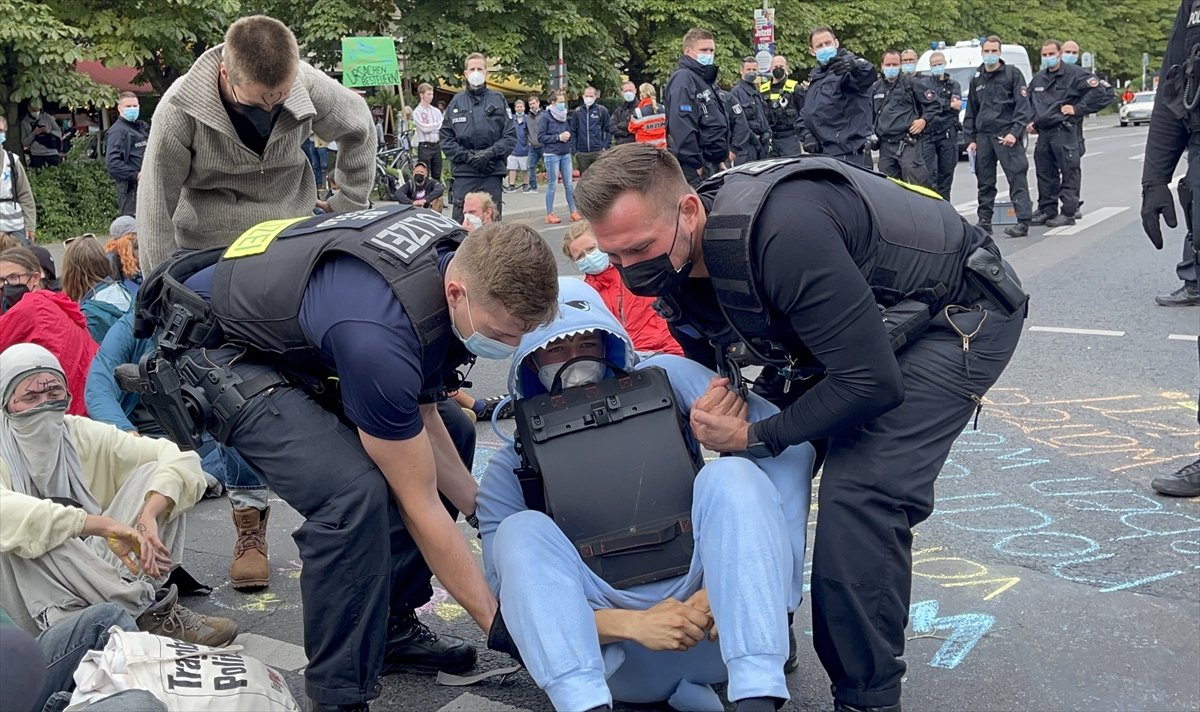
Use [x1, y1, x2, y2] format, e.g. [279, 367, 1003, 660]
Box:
[575, 142, 1026, 712]
[963, 35, 1034, 238]
[440, 53, 517, 222]
[798, 27, 877, 167]
[666, 27, 730, 188]
[872, 50, 937, 187]
[1140, 0, 1200, 494]
[722, 85, 753, 166]
[922, 51, 965, 200]
[761, 55, 804, 157]
[733, 57, 772, 163]
[106, 92, 149, 216]
[1028, 39, 1114, 228]
[132, 210, 558, 710]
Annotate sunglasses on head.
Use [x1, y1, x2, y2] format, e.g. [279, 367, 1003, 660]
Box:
[63, 233, 97, 246]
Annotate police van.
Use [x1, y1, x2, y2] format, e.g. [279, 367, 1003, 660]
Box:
[916, 39, 1034, 154]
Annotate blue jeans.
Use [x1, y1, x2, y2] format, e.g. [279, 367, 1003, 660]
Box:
[527, 146, 544, 189]
[544, 153, 576, 215]
[197, 436, 269, 510]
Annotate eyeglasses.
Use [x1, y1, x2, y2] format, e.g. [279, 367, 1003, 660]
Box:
[1, 272, 34, 286]
[64, 233, 96, 246]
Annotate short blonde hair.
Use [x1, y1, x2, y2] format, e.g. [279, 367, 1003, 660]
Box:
[561, 220, 592, 259]
[223, 15, 299, 88]
[638, 83, 656, 100]
[455, 223, 558, 328]
[464, 191, 495, 218]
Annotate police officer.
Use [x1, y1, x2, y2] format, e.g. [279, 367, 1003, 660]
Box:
[105, 91, 148, 216]
[872, 50, 937, 186]
[136, 212, 559, 709]
[1028, 39, 1114, 228]
[611, 80, 640, 146]
[733, 57, 772, 163]
[922, 51, 965, 200]
[798, 26, 877, 167]
[963, 35, 1034, 237]
[1140, 0, 1200, 494]
[441, 53, 517, 222]
[575, 142, 1025, 712]
[1061, 39, 1115, 218]
[721, 85, 753, 167]
[665, 27, 731, 187]
[761, 55, 804, 157]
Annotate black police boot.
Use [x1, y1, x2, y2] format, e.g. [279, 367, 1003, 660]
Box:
[833, 701, 902, 712]
[1044, 214, 1076, 228]
[1151, 458, 1200, 497]
[784, 611, 799, 673]
[1028, 211, 1052, 226]
[1154, 283, 1200, 307]
[1002, 222, 1029, 238]
[381, 609, 477, 676]
[974, 221, 992, 235]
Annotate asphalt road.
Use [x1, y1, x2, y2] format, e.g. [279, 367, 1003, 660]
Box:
[135, 117, 1200, 712]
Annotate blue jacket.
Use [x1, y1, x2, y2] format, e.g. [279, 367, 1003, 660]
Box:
[104, 117, 149, 182]
[571, 103, 611, 153]
[85, 311, 153, 431]
[512, 115, 531, 157]
[538, 111, 575, 156]
[79, 279, 133, 344]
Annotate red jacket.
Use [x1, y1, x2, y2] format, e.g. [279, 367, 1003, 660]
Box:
[628, 97, 667, 149]
[0, 290, 98, 416]
[584, 267, 682, 355]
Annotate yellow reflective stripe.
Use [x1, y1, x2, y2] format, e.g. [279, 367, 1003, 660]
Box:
[223, 217, 308, 259]
[886, 176, 944, 201]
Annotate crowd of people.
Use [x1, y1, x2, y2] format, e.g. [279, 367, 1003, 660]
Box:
[0, 7, 1196, 712]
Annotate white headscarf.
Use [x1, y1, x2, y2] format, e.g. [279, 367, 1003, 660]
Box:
[0, 343, 101, 514]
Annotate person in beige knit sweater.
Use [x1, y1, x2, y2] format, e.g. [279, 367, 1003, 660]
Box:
[138, 15, 376, 272]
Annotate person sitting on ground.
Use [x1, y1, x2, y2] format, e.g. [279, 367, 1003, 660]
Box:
[61, 235, 134, 344]
[0, 235, 58, 291]
[0, 344, 238, 646]
[106, 216, 142, 296]
[1, 117, 38, 246]
[461, 190, 497, 232]
[477, 279, 814, 712]
[0, 248, 96, 416]
[396, 160, 445, 212]
[563, 220, 683, 356]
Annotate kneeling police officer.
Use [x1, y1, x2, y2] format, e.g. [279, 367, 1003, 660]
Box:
[130, 207, 558, 710]
[575, 144, 1027, 712]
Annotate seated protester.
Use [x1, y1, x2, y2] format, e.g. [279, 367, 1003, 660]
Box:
[477, 279, 814, 712]
[460, 190, 496, 232]
[562, 221, 683, 356]
[84, 312, 273, 589]
[0, 234, 62, 292]
[61, 235, 133, 344]
[0, 344, 238, 646]
[0, 248, 96, 416]
[396, 160, 445, 212]
[105, 227, 143, 297]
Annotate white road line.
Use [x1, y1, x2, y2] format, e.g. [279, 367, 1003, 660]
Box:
[438, 693, 530, 711]
[1168, 334, 1199, 341]
[1081, 151, 1104, 158]
[236, 632, 308, 672]
[1029, 326, 1125, 337]
[1044, 206, 1129, 236]
[955, 191, 1007, 214]
[1129, 153, 1144, 161]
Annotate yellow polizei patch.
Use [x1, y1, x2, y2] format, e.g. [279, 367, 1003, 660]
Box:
[224, 217, 308, 258]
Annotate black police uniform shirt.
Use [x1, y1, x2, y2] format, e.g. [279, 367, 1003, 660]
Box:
[1143, 0, 1200, 182]
[185, 250, 461, 441]
[680, 179, 904, 454]
[665, 55, 730, 169]
[799, 50, 877, 154]
[1030, 63, 1111, 130]
[927, 75, 964, 133]
[439, 86, 516, 178]
[105, 117, 149, 182]
[732, 77, 771, 142]
[962, 61, 1033, 142]
[871, 76, 938, 140]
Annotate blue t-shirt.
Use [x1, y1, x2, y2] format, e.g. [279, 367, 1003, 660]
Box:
[186, 250, 458, 441]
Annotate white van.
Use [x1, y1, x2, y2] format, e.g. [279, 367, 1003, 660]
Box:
[916, 40, 1034, 152]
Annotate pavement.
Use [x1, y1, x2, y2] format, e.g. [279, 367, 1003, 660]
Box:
[44, 115, 1200, 711]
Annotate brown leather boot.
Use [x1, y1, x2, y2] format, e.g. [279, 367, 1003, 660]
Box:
[230, 506, 270, 590]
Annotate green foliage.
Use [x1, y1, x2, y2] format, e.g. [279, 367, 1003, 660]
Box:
[25, 144, 118, 243]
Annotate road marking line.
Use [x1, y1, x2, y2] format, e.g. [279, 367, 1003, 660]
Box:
[437, 693, 530, 711]
[1168, 334, 1198, 341]
[1044, 206, 1129, 236]
[1028, 326, 1125, 337]
[235, 632, 308, 672]
[955, 191, 1007, 214]
[1081, 151, 1104, 158]
[1129, 153, 1144, 160]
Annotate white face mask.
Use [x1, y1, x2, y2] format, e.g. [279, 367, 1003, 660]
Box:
[537, 360, 607, 391]
[583, 96, 596, 107]
[467, 70, 486, 87]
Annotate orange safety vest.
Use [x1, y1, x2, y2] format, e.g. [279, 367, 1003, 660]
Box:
[628, 98, 667, 149]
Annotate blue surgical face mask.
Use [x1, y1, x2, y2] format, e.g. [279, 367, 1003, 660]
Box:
[121, 107, 140, 122]
[1042, 55, 1059, 69]
[555, 102, 566, 111]
[451, 293, 517, 360]
[883, 66, 900, 80]
[0, 132, 6, 144]
[901, 63, 916, 74]
[575, 249, 610, 275]
[982, 54, 1000, 67]
[1062, 53, 1078, 65]
[623, 91, 636, 102]
[815, 46, 837, 65]
[931, 65, 946, 77]
[696, 52, 714, 66]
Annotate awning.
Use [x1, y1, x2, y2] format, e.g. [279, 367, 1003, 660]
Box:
[76, 61, 153, 94]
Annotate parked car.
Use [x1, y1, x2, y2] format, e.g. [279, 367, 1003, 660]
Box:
[1119, 91, 1155, 127]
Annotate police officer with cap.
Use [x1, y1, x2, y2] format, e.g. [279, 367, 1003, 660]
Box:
[963, 34, 1034, 237]
[871, 49, 937, 186]
[441, 52, 517, 222]
[733, 57, 772, 163]
[798, 26, 877, 167]
[922, 51, 965, 200]
[1028, 39, 1114, 228]
[1139, 0, 1200, 493]
[760, 55, 804, 157]
[575, 142, 1026, 712]
[666, 27, 731, 187]
[134, 209, 559, 709]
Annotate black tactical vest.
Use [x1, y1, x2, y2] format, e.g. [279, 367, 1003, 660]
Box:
[210, 205, 465, 375]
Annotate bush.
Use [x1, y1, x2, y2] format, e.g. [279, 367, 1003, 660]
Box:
[26, 142, 118, 243]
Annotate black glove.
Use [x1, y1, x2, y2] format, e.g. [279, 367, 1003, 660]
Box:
[826, 55, 851, 76]
[467, 150, 491, 171]
[1141, 182, 1177, 250]
[802, 136, 821, 154]
[486, 606, 524, 666]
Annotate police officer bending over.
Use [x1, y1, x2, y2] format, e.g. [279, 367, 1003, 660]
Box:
[797, 27, 877, 167]
[871, 49, 938, 187]
[441, 53, 517, 222]
[575, 144, 1027, 712]
[479, 279, 815, 712]
[666, 27, 731, 188]
[922, 52, 964, 200]
[132, 209, 558, 710]
[1028, 39, 1114, 228]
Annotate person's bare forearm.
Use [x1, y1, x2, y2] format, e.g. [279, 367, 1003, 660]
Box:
[594, 608, 639, 644]
[421, 404, 478, 515]
[140, 492, 173, 522]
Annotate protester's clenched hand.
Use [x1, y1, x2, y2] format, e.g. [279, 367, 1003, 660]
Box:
[692, 377, 748, 421]
[685, 588, 718, 641]
[631, 598, 712, 651]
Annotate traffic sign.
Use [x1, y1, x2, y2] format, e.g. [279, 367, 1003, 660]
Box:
[1081, 52, 1094, 69]
[1142, 52, 1150, 67]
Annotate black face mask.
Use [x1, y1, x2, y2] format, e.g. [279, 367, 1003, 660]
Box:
[1, 283, 29, 312]
[238, 104, 282, 137]
[772, 67, 787, 81]
[616, 207, 693, 297]
[414, 173, 427, 185]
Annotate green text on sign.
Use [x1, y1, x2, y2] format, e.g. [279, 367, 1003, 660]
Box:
[342, 36, 400, 87]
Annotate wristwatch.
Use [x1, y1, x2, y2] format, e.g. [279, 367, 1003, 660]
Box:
[745, 425, 776, 459]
